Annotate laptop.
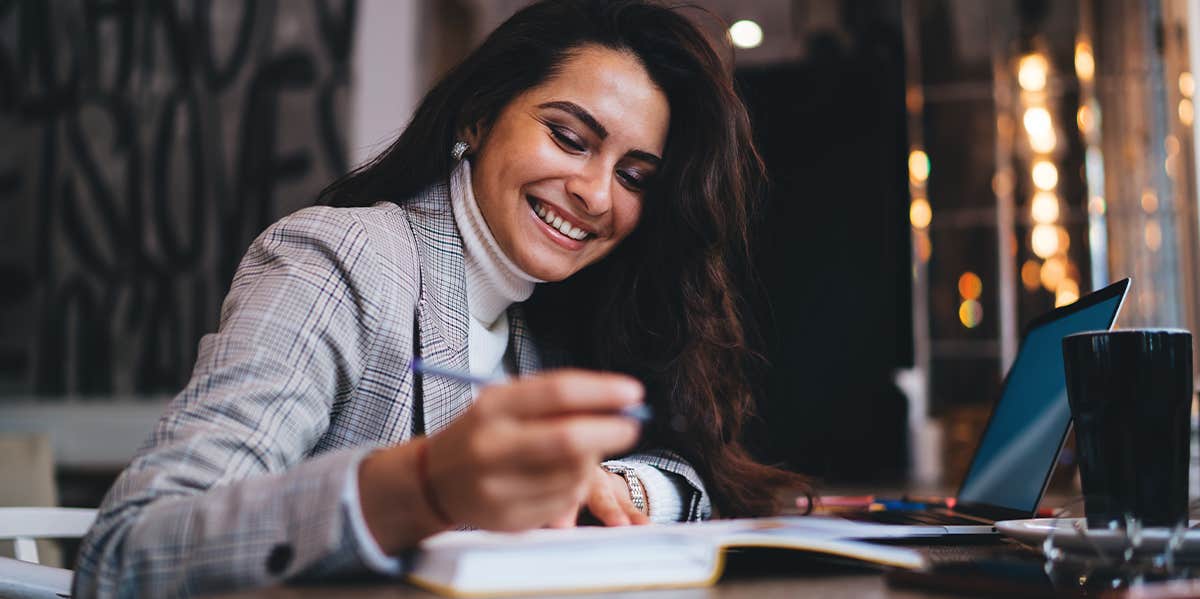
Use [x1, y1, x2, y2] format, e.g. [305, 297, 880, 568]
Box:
[842, 277, 1131, 535]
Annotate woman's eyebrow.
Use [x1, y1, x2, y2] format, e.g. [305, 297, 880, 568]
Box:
[538, 100, 608, 139]
[537, 100, 662, 164]
[627, 149, 661, 166]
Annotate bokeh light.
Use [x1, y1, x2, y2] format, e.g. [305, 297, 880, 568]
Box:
[1023, 107, 1052, 136]
[908, 149, 930, 183]
[906, 86, 924, 113]
[1166, 135, 1180, 156]
[1088, 195, 1106, 216]
[1031, 223, 1060, 258]
[1032, 160, 1059, 190]
[958, 272, 983, 300]
[1030, 191, 1059, 224]
[1075, 42, 1094, 81]
[728, 20, 763, 49]
[1141, 190, 1159, 214]
[1056, 227, 1071, 254]
[910, 197, 932, 229]
[1180, 99, 1194, 126]
[1021, 259, 1042, 291]
[1077, 105, 1093, 134]
[1055, 279, 1080, 307]
[1181, 72, 1195, 98]
[1030, 129, 1057, 153]
[1023, 107, 1056, 152]
[992, 169, 1014, 197]
[959, 299, 983, 329]
[1018, 54, 1049, 92]
[1145, 221, 1162, 251]
[1040, 256, 1067, 291]
[915, 230, 932, 263]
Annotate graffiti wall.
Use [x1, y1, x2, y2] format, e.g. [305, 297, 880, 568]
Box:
[0, 0, 356, 396]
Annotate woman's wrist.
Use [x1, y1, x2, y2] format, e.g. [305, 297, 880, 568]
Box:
[358, 439, 453, 555]
[602, 464, 649, 515]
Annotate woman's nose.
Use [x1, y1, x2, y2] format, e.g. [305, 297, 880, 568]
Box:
[564, 160, 612, 216]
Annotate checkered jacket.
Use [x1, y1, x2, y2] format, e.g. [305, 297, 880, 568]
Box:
[73, 182, 710, 598]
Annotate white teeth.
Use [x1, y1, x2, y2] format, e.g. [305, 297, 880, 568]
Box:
[531, 199, 591, 241]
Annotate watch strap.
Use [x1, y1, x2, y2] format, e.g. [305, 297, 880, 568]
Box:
[601, 463, 647, 514]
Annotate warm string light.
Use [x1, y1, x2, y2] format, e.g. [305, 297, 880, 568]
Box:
[1018, 54, 1049, 92]
[1030, 191, 1059, 224]
[1021, 260, 1041, 291]
[908, 149, 930, 183]
[908, 147, 932, 262]
[1074, 41, 1094, 82]
[1023, 106, 1057, 152]
[1055, 278, 1080, 307]
[1031, 224, 1060, 258]
[1031, 160, 1058, 190]
[1145, 221, 1162, 251]
[1015, 50, 1077, 306]
[909, 197, 932, 229]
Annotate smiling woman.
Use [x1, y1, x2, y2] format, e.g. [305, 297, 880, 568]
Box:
[468, 46, 666, 281]
[72, 1, 812, 597]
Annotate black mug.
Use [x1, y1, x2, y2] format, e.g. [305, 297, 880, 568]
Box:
[1062, 329, 1193, 528]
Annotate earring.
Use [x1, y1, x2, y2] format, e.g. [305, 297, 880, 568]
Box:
[451, 140, 469, 161]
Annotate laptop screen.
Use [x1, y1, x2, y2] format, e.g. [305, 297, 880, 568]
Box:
[955, 283, 1126, 514]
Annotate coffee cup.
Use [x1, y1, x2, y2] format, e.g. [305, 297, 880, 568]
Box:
[1062, 329, 1193, 528]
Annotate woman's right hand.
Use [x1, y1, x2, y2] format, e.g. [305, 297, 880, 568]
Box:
[358, 369, 645, 553]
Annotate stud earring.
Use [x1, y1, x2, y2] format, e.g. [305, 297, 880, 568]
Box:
[451, 140, 469, 161]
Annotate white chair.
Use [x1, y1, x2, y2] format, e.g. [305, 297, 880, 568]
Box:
[0, 507, 97, 599]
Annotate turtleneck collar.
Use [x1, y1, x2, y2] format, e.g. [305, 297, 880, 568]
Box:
[450, 159, 541, 326]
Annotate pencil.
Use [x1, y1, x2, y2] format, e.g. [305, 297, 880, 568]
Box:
[410, 358, 653, 423]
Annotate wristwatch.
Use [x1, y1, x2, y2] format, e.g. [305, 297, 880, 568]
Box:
[601, 464, 647, 514]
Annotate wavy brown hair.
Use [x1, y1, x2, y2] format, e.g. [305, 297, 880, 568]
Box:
[319, 0, 812, 517]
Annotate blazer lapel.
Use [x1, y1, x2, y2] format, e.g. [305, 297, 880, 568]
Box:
[404, 183, 473, 435]
[506, 304, 542, 376]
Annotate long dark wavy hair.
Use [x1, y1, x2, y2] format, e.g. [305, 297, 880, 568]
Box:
[319, 0, 812, 517]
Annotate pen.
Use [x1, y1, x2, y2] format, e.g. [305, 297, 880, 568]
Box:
[410, 358, 654, 423]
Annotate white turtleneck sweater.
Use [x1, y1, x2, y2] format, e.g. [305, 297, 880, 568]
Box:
[345, 161, 690, 574]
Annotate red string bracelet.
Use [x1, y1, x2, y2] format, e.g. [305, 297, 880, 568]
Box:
[416, 439, 455, 527]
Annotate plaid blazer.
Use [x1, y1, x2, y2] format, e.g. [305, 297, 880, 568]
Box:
[73, 182, 710, 598]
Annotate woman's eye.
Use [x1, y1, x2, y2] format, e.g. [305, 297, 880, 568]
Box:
[550, 127, 585, 152]
[618, 169, 647, 190]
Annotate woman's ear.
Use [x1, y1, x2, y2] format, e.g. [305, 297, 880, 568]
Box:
[459, 120, 488, 155]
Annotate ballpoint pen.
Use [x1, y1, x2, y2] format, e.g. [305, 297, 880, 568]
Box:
[410, 358, 654, 423]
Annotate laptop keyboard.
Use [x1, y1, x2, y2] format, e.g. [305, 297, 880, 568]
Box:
[853, 509, 991, 526]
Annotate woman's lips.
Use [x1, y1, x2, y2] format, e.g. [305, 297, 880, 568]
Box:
[527, 196, 588, 250]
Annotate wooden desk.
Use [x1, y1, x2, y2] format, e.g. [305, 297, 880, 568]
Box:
[226, 574, 950, 599]
[223, 541, 1037, 599]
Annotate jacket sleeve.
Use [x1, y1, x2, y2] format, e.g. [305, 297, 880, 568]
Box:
[610, 449, 712, 521]
[72, 207, 411, 598]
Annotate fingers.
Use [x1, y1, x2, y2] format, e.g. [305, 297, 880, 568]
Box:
[547, 510, 578, 529]
[626, 503, 650, 525]
[487, 369, 644, 420]
[496, 417, 641, 467]
[586, 479, 631, 526]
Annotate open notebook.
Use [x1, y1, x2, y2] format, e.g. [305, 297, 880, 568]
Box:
[407, 517, 934, 597]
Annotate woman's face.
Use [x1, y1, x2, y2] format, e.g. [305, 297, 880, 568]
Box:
[468, 45, 669, 281]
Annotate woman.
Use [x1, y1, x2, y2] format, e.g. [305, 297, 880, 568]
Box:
[75, 1, 811, 596]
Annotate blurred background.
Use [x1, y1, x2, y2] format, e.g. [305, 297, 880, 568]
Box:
[1, 0, 1198, 529]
